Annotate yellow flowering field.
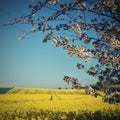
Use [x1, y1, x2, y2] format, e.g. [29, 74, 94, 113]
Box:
[0, 88, 120, 120]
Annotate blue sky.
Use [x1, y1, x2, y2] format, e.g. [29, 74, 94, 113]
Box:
[0, 0, 98, 88]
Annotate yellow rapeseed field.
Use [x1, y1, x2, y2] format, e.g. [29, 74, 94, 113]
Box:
[0, 87, 120, 120]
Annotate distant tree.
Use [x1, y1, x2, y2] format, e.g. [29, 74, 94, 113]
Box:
[58, 87, 62, 89]
[6, 0, 120, 89]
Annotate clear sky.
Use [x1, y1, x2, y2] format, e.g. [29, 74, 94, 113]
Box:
[0, 0, 98, 88]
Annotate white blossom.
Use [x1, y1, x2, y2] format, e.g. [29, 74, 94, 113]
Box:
[48, 0, 59, 5]
[31, 28, 36, 32]
[56, 35, 60, 40]
[52, 39, 58, 45]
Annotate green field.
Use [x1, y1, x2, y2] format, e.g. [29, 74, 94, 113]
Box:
[0, 88, 12, 94]
[0, 87, 120, 120]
